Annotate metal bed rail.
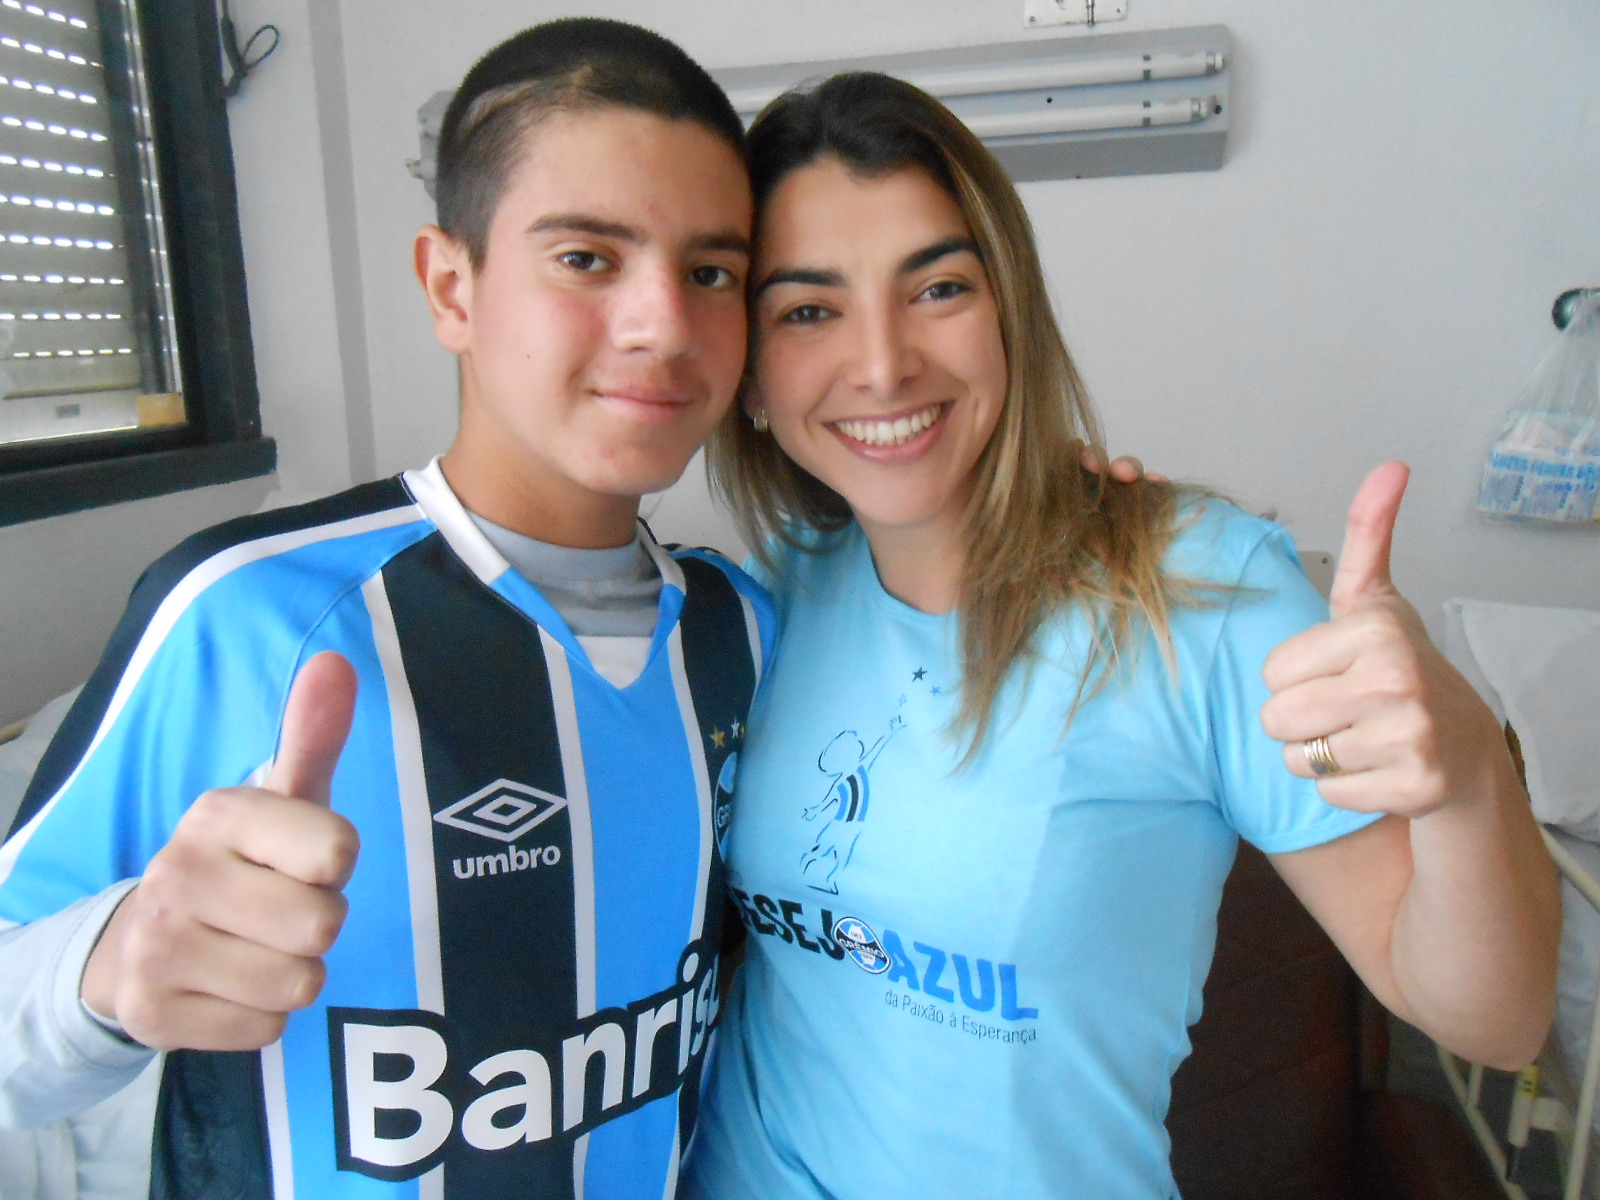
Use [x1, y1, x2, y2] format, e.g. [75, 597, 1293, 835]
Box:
[1437, 827, 1600, 1200]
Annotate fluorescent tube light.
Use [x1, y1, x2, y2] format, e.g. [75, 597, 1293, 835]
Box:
[407, 26, 1234, 190]
[968, 95, 1217, 140]
[723, 50, 1225, 119]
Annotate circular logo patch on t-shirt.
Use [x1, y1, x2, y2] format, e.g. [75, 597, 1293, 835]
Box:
[833, 916, 890, 974]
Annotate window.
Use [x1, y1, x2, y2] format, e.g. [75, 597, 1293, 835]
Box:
[0, 0, 272, 526]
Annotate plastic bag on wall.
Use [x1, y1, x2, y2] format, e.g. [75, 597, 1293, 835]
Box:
[1478, 292, 1600, 525]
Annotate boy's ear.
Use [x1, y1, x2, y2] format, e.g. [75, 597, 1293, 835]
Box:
[414, 225, 474, 355]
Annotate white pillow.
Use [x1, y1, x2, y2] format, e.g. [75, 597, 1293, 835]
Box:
[0, 687, 82, 838]
[1442, 599, 1600, 840]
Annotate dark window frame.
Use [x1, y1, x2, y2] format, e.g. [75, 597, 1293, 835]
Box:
[0, 0, 273, 527]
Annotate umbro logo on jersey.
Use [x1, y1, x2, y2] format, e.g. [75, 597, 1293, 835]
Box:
[451, 841, 562, 881]
[433, 778, 566, 843]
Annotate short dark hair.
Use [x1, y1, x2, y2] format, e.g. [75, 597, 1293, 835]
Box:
[436, 18, 747, 270]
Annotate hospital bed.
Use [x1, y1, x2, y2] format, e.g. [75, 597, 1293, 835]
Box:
[1435, 827, 1600, 1200]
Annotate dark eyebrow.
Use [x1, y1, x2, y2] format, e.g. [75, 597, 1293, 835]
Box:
[755, 235, 982, 299]
[754, 267, 846, 299]
[689, 232, 752, 258]
[900, 236, 981, 275]
[529, 215, 749, 259]
[529, 213, 642, 242]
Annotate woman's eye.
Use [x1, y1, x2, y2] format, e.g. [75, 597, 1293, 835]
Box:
[558, 250, 607, 273]
[690, 264, 738, 289]
[778, 303, 832, 326]
[920, 279, 971, 302]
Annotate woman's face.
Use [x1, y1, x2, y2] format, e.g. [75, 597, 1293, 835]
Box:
[750, 159, 1008, 548]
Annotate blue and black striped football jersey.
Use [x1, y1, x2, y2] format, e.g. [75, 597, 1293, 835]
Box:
[0, 461, 776, 1199]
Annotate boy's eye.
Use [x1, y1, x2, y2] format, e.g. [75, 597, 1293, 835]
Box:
[919, 279, 971, 302]
[558, 250, 608, 273]
[690, 264, 739, 290]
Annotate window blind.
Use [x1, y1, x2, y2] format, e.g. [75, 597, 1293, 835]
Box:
[0, 0, 178, 446]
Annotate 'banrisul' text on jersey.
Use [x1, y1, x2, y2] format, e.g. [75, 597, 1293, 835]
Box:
[0, 461, 776, 1199]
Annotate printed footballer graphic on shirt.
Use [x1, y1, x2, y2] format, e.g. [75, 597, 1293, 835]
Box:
[799, 713, 904, 893]
[795, 662, 951, 894]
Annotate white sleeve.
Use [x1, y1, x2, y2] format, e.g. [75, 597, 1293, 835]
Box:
[71, 1055, 161, 1200]
[0, 880, 156, 1129]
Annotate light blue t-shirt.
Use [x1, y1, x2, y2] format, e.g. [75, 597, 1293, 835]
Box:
[683, 501, 1379, 1200]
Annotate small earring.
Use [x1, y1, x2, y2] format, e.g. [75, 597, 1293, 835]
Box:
[752, 406, 770, 433]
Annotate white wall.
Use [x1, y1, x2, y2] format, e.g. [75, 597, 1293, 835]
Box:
[0, 477, 274, 723]
[3, 0, 1596, 724]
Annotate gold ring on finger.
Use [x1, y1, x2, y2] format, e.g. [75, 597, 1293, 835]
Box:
[1304, 734, 1346, 778]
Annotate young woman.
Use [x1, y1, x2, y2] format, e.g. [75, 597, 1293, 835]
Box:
[683, 73, 1558, 1199]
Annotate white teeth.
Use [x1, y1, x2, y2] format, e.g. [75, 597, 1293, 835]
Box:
[834, 404, 943, 448]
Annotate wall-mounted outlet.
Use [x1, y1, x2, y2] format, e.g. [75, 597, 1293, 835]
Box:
[1025, 0, 1128, 29]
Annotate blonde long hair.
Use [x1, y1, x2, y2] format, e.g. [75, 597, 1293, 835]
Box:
[709, 73, 1209, 759]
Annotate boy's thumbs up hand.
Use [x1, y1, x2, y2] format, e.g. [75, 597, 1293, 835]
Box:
[81, 653, 362, 1051]
[264, 650, 358, 812]
[1259, 464, 1505, 819]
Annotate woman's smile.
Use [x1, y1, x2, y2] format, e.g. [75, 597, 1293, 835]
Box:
[829, 401, 950, 454]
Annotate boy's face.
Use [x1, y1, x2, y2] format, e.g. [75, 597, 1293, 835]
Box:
[421, 108, 752, 544]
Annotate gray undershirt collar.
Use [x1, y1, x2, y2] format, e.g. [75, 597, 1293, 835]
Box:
[466, 513, 662, 639]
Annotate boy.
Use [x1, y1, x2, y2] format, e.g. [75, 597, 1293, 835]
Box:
[0, 19, 774, 1198]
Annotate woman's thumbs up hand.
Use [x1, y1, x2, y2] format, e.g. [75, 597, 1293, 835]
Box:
[1259, 464, 1507, 819]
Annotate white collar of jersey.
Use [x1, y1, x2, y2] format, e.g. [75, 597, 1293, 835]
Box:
[400, 458, 686, 595]
[638, 523, 687, 593]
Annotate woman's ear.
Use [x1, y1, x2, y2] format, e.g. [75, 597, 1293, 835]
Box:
[742, 386, 771, 433]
